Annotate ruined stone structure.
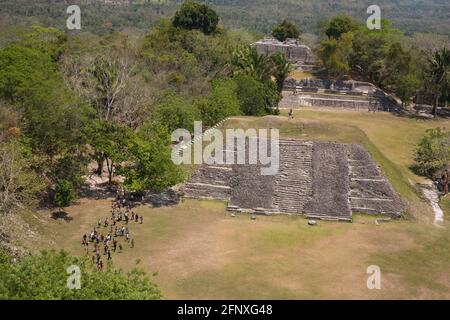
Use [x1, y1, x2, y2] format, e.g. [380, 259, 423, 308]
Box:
[278, 90, 401, 112]
[254, 37, 314, 65]
[183, 139, 405, 221]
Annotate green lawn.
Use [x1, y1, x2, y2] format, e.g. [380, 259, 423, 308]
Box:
[35, 109, 450, 299]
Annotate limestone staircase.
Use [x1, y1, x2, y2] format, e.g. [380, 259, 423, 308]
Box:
[273, 140, 313, 214]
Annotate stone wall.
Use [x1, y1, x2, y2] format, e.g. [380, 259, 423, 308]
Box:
[279, 90, 398, 112]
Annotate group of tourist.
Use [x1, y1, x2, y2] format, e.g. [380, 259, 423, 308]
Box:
[81, 197, 143, 271]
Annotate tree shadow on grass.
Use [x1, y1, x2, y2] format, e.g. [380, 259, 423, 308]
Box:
[50, 211, 73, 222]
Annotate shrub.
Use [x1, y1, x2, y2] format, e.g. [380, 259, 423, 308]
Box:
[53, 180, 76, 209]
[414, 128, 450, 178]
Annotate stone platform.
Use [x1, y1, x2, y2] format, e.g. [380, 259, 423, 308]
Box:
[183, 139, 405, 221]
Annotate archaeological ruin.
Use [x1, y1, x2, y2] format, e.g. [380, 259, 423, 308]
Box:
[254, 37, 315, 65]
[279, 79, 403, 112]
[183, 139, 405, 221]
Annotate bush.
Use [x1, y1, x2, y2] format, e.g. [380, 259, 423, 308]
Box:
[53, 180, 76, 209]
[414, 128, 450, 178]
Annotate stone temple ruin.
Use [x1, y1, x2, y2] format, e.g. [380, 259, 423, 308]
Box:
[254, 37, 315, 67]
[280, 79, 402, 112]
[183, 139, 405, 221]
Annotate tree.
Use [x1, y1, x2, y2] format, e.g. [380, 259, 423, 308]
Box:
[270, 52, 293, 93]
[89, 55, 130, 122]
[0, 44, 55, 102]
[349, 19, 404, 85]
[0, 250, 161, 300]
[231, 45, 273, 83]
[197, 78, 241, 126]
[324, 16, 357, 40]
[53, 180, 76, 210]
[233, 74, 268, 116]
[272, 20, 300, 42]
[414, 128, 450, 178]
[0, 42, 92, 186]
[0, 140, 44, 215]
[155, 94, 200, 133]
[120, 122, 186, 192]
[86, 120, 133, 184]
[427, 48, 450, 116]
[393, 73, 421, 108]
[317, 32, 353, 79]
[172, 1, 219, 35]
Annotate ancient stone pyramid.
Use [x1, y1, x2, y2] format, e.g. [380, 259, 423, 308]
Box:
[183, 139, 405, 221]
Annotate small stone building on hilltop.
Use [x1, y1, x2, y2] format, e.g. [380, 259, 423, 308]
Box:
[254, 37, 314, 65]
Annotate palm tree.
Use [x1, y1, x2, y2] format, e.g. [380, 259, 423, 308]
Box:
[270, 52, 293, 93]
[231, 45, 273, 82]
[427, 48, 450, 116]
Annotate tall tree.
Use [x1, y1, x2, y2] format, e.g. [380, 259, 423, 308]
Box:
[324, 15, 357, 40]
[231, 46, 273, 83]
[0, 140, 44, 215]
[317, 32, 353, 80]
[172, 1, 219, 35]
[120, 122, 185, 192]
[270, 53, 293, 93]
[272, 19, 300, 42]
[427, 48, 450, 116]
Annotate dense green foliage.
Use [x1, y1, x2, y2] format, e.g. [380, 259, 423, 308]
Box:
[0, 0, 449, 37]
[323, 15, 357, 40]
[121, 122, 186, 192]
[0, 2, 282, 216]
[271, 19, 300, 42]
[414, 128, 450, 178]
[0, 140, 44, 215]
[198, 78, 242, 126]
[156, 95, 200, 133]
[172, 0, 219, 35]
[0, 250, 161, 300]
[317, 17, 449, 109]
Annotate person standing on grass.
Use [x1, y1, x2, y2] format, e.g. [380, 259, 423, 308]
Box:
[131, 238, 134, 248]
[140, 216, 143, 224]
